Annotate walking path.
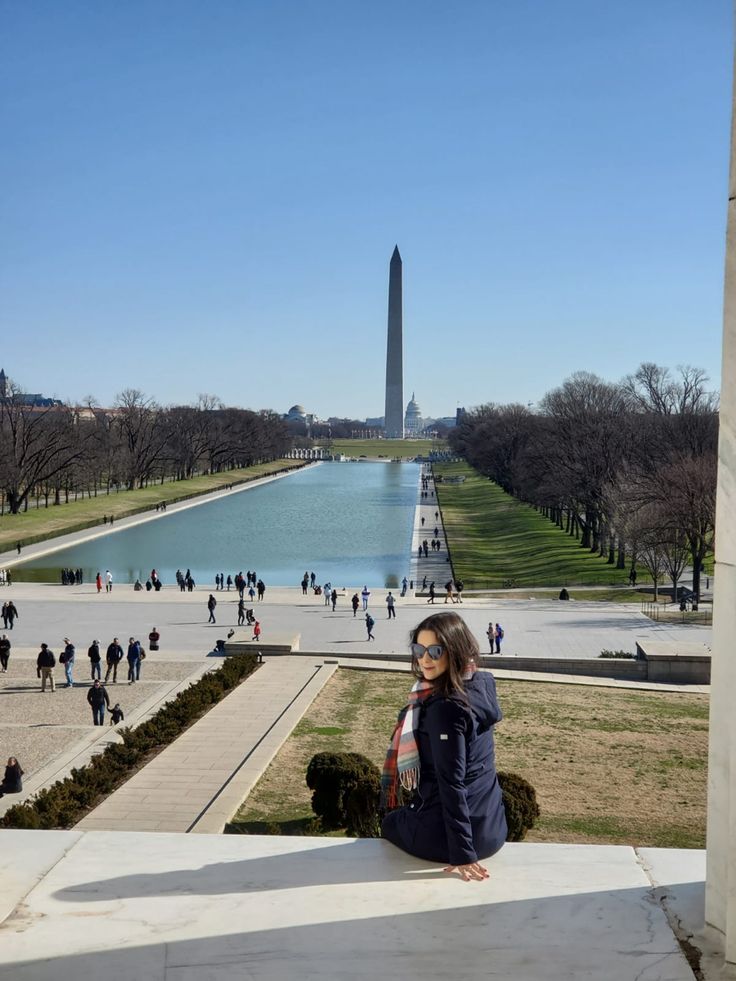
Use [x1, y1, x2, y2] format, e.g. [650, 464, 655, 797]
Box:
[409, 464, 452, 595]
[76, 656, 337, 834]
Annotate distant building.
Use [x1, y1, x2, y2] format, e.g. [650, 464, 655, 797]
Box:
[404, 393, 423, 435]
[0, 367, 61, 407]
[286, 404, 307, 423]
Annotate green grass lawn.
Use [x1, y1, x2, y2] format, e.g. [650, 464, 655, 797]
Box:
[0, 459, 304, 552]
[317, 438, 440, 458]
[227, 670, 708, 849]
[434, 461, 641, 588]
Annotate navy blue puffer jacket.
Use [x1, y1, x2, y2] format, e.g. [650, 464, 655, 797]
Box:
[382, 671, 507, 866]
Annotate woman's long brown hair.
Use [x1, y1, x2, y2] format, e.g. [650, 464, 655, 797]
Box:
[409, 611, 479, 697]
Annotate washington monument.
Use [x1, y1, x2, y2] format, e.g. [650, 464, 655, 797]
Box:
[384, 245, 404, 438]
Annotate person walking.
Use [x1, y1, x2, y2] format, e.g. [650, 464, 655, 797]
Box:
[95, 572, 102, 594]
[0, 757, 23, 797]
[386, 592, 396, 619]
[351, 593, 359, 617]
[494, 623, 504, 654]
[361, 586, 370, 611]
[5, 600, 18, 630]
[126, 637, 141, 684]
[105, 570, 113, 593]
[252, 620, 261, 642]
[110, 703, 125, 726]
[323, 583, 331, 607]
[455, 579, 464, 603]
[444, 580, 455, 605]
[87, 679, 110, 726]
[237, 598, 245, 626]
[427, 582, 436, 604]
[207, 594, 217, 624]
[105, 637, 124, 683]
[88, 639, 101, 680]
[37, 644, 56, 692]
[331, 589, 338, 612]
[257, 579, 265, 601]
[60, 638, 75, 687]
[0, 633, 10, 672]
[365, 612, 375, 641]
[301, 574, 309, 595]
[401, 577, 408, 597]
[148, 627, 160, 651]
[380, 612, 507, 879]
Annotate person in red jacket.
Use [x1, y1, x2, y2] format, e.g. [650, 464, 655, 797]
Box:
[252, 621, 261, 641]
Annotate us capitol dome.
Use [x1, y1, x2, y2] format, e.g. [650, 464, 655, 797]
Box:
[404, 393, 423, 435]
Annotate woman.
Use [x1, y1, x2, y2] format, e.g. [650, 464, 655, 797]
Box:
[486, 622, 496, 654]
[0, 757, 24, 797]
[148, 627, 160, 651]
[381, 612, 507, 881]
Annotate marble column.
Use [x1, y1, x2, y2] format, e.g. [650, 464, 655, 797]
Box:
[384, 245, 404, 438]
[705, 29, 736, 971]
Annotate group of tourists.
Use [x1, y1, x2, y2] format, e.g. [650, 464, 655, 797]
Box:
[300, 571, 318, 594]
[60, 568, 83, 585]
[0, 569, 13, 587]
[31, 628, 161, 693]
[175, 568, 196, 591]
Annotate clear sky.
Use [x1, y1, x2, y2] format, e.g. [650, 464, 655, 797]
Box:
[1, 1, 732, 420]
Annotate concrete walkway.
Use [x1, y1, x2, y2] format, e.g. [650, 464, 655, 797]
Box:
[409, 464, 452, 595]
[76, 656, 337, 834]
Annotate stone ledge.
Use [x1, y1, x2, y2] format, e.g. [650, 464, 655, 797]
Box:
[0, 831, 703, 980]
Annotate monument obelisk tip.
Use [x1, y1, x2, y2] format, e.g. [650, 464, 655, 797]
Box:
[384, 246, 404, 438]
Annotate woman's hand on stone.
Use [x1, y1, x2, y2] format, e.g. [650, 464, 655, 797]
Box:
[444, 862, 489, 881]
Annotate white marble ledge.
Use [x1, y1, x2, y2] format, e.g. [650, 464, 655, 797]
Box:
[0, 830, 704, 980]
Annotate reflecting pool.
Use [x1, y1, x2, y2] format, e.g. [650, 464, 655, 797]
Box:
[15, 462, 420, 588]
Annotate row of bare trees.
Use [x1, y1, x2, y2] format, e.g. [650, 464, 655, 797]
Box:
[0, 383, 290, 515]
[449, 364, 718, 601]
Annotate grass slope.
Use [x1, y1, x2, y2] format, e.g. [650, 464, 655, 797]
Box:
[229, 670, 707, 849]
[434, 461, 637, 588]
[0, 459, 304, 552]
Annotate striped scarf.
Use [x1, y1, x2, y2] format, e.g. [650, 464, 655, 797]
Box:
[380, 665, 476, 809]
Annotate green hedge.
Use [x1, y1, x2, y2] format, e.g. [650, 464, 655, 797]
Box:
[1, 653, 258, 830]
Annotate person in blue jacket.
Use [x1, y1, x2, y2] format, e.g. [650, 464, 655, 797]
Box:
[381, 611, 507, 881]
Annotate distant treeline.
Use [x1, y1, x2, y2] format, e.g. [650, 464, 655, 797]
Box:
[449, 363, 718, 600]
[0, 383, 290, 515]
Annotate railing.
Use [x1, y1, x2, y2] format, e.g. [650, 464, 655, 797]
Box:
[641, 600, 713, 625]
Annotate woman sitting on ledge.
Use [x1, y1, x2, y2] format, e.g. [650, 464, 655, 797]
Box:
[381, 612, 507, 881]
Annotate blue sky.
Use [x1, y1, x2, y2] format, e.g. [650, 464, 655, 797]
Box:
[0, 1, 731, 419]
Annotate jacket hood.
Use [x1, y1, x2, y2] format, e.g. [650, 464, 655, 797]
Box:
[464, 671, 503, 731]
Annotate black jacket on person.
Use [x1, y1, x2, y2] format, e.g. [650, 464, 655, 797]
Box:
[1, 762, 23, 794]
[106, 643, 123, 664]
[88, 643, 101, 663]
[87, 685, 110, 709]
[382, 671, 508, 867]
[37, 649, 55, 669]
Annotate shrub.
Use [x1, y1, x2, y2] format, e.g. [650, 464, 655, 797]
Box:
[1, 653, 258, 830]
[498, 771, 540, 841]
[306, 752, 381, 836]
[599, 649, 635, 659]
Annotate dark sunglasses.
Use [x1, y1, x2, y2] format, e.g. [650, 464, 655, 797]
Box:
[411, 642, 445, 661]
